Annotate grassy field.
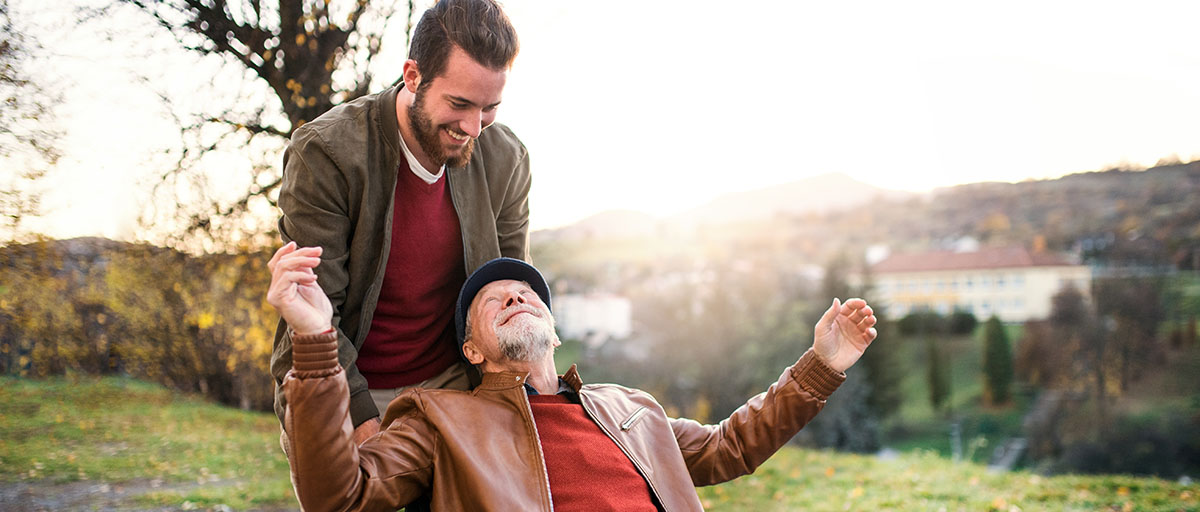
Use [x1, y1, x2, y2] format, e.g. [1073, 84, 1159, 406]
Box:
[1, 376, 1196, 511]
[0, 376, 293, 510]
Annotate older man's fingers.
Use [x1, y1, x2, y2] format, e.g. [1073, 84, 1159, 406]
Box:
[273, 254, 322, 278]
[269, 244, 321, 272]
[858, 314, 877, 330]
[841, 298, 867, 310]
[268, 270, 318, 304]
[267, 242, 297, 273]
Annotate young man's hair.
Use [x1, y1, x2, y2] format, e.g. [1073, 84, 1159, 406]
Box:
[408, 0, 519, 82]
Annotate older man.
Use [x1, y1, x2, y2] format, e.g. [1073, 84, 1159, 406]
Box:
[268, 243, 878, 511]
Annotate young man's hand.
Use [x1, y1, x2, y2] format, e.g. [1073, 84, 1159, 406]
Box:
[813, 298, 878, 373]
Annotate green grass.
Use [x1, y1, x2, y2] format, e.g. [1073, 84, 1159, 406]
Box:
[0, 376, 294, 509]
[697, 448, 1198, 511]
[2, 376, 1196, 511]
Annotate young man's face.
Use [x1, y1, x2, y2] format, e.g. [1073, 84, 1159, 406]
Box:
[409, 46, 508, 167]
[466, 279, 557, 364]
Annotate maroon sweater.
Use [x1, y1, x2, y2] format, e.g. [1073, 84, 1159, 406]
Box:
[358, 161, 464, 388]
[528, 394, 658, 511]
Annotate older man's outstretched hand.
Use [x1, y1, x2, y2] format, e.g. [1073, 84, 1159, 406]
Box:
[266, 242, 333, 336]
[812, 298, 878, 373]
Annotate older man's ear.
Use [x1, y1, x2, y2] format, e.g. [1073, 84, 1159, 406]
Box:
[462, 342, 486, 366]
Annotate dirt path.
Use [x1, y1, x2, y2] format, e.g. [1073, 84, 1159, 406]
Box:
[0, 478, 296, 512]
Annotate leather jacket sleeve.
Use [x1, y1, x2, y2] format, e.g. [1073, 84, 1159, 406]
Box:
[669, 349, 845, 486]
[283, 332, 434, 512]
[272, 125, 379, 429]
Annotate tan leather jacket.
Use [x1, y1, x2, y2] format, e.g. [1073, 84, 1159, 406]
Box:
[283, 334, 845, 511]
[270, 84, 532, 428]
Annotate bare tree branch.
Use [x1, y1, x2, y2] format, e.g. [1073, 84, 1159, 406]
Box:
[95, 0, 413, 251]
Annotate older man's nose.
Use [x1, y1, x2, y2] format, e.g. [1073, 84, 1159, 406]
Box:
[503, 293, 526, 308]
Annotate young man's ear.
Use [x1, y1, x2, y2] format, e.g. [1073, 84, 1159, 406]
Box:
[461, 341, 485, 366]
[402, 59, 422, 93]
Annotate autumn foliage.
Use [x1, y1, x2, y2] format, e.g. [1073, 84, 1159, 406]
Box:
[0, 237, 277, 410]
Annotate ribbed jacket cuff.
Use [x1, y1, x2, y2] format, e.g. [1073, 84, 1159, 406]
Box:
[792, 349, 846, 401]
[291, 329, 340, 376]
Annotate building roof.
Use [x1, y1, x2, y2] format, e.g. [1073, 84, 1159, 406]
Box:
[872, 247, 1077, 273]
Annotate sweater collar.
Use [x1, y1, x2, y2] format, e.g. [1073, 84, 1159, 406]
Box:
[475, 364, 584, 393]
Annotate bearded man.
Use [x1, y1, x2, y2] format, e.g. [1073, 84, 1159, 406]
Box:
[269, 0, 531, 445]
[268, 244, 880, 511]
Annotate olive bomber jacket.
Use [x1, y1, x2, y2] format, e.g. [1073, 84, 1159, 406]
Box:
[283, 331, 846, 511]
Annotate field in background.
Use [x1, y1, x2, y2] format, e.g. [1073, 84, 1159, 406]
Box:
[0, 376, 1195, 511]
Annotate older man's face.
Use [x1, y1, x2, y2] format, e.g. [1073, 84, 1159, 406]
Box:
[468, 279, 557, 363]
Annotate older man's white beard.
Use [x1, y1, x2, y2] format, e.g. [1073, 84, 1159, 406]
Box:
[494, 311, 557, 362]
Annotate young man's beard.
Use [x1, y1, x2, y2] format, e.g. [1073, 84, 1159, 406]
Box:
[409, 87, 476, 168]
[494, 308, 557, 362]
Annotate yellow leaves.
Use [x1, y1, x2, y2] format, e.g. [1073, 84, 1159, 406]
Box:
[1116, 486, 1130, 496]
[54, 413, 64, 423]
[849, 486, 864, 498]
[196, 312, 215, 330]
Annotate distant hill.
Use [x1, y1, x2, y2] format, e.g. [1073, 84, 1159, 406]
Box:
[532, 161, 1200, 283]
[534, 173, 914, 243]
[669, 172, 913, 226]
[533, 209, 660, 243]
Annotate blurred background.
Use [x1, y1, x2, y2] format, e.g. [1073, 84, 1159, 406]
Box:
[2, 0, 1198, 509]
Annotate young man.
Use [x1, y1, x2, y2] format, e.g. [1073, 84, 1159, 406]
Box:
[268, 243, 880, 511]
[269, 0, 530, 444]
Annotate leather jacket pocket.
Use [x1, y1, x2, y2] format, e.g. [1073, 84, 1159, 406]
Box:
[620, 406, 648, 431]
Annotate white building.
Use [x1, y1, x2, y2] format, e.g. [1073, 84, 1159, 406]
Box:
[552, 293, 633, 346]
[869, 247, 1091, 322]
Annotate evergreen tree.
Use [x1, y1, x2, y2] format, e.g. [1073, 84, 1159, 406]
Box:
[855, 256, 902, 420]
[982, 315, 1014, 405]
[926, 336, 949, 413]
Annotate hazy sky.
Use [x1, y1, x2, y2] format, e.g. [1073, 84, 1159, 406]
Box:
[15, 0, 1200, 240]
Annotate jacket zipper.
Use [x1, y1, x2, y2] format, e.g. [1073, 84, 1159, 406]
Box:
[357, 160, 401, 346]
[579, 396, 668, 510]
[620, 406, 648, 431]
[517, 388, 555, 511]
[445, 169, 471, 275]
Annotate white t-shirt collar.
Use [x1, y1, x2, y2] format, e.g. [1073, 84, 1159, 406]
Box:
[398, 128, 445, 184]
